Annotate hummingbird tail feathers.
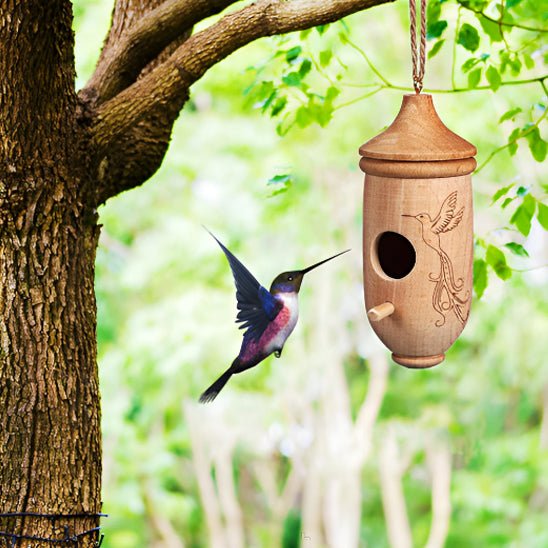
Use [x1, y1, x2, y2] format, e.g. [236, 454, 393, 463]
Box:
[199, 368, 233, 403]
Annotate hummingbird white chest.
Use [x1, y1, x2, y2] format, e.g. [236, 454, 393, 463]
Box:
[266, 292, 299, 354]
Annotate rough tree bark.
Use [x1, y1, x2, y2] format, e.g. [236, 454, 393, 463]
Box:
[0, 0, 393, 544]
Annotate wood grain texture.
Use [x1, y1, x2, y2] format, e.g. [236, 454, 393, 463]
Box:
[360, 94, 475, 368]
[359, 94, 476, 161]
[367, 302, 395, 321]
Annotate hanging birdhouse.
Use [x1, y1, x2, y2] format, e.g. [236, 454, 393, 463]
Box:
[359, 93, 476, 368]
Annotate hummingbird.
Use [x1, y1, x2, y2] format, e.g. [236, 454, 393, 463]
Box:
[199, 230, 349, 403]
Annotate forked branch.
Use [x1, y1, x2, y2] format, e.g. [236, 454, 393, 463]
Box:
[84, 0, 239, 105]
[89, 0, 393, 202]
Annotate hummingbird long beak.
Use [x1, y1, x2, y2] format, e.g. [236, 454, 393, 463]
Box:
[300, 249, 351, 275]
[401, 214, 415, 218]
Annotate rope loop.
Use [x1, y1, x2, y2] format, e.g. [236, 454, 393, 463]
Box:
[409, 0, 427, 93]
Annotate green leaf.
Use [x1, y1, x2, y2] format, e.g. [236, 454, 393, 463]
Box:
[507, 127, 521, 155]
[506, 0, 522, 7]
[286, 46, 302, 63]
[509, 56, 522, 76]
[537, 201, 548, 230]
[427, 20, 448, 40]
[486, 65, 502, 91]
[428, 39, 445, 59]
[501, 197, 514, 209]
[462, 57, 480, 73]
[523, 53, 535, 70]
[468, 67, 482, 88]
[457, 23, 480, 52]
[510, 194, 536, 236]
[427, 0, 441, 24]
[282, 72, 302, 87]
[267, 174, 292, 185]
[319, 50, 332, 67]
[473, 259, 488, 298]
[516, 186, 528, 197]
[260, 91, 276, 113]
[498, 107, 522, 123]
[299, 59, 312, 78]
[491, 183, 514, 204]
[270, 97, 287, 117]
[316, 24, 329, 35]
[325, 86, 340, 101]
[477, 15, 503, 42]
[525, 127, 547, 162]
[504, 242, 529, 257]
[295, 106, 312, 128]
[459, 0, 488, 9]
[486, 245, 512, 280]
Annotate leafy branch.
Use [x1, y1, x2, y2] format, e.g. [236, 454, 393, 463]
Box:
[458, 3, 548, 34]
[475, 106, 548, 172]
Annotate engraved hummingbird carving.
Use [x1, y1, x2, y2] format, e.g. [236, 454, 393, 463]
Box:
[199, 229, 349, 403]
[403, 191, 470, 326]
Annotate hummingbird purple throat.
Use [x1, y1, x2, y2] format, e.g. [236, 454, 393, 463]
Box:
[199, 230, 350, 403]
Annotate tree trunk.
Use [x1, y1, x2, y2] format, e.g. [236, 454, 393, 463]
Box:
[0, 2, 102, 544]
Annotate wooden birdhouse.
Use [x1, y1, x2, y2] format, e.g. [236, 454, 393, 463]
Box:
[359, 93, 476, 368]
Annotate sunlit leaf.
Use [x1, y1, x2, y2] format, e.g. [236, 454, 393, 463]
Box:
[486, 245, 512, 280]
[319, 50, 332, 67]
[428, 39, 445, 59]
[270, 97, 287, 117]
[525, 127, 547, 162]
[501, 197, 514, 209]
[299, 59, 312, 78]
[477, 15, 503, 42]
[499, 108, 521, 123]
[504, 242, 529, 257]
[491, 183, 514, 204]
[427, 20, 448, 40]
[468, 67, 482, 88]
[537, 201, 548, 230]
[457, 23, 480, 52]
[507, 127, 521, 155]
[510, 194, 536, 236]
[267, 174, 292, 185]
[286, 46, 302, 63]
[282, 72, 301, 87]
[473, 258, 488, 298]
[486, 65, 502, 91]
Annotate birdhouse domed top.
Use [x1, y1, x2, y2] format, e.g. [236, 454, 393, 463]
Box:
[359, 94, 476, 162]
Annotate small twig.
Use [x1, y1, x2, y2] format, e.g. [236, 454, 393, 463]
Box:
[451, 7, 461, 90]
[342, 34, 393, 87]
[512, 264, 548, 272]
[334, 86, 383, 110]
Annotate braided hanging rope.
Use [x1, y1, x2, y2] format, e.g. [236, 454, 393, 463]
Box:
[409, 0, 427, 93]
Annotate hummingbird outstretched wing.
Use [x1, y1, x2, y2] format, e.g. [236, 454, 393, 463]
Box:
[432, 191, 461, 234]
[207, 229, 282, 341]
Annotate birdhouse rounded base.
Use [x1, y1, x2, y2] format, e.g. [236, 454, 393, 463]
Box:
[392, 353, 445, 369]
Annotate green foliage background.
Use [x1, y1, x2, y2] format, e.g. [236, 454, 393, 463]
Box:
[74, 0, 546, 546]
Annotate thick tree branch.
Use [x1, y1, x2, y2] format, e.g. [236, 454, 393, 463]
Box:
[83, 0, 238, 106]
[90, 0, 393, 202]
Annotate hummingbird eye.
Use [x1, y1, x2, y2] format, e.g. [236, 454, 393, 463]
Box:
[287, 275, 293, 281]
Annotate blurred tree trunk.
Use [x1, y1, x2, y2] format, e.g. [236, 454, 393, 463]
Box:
[0, 1, 102, 544]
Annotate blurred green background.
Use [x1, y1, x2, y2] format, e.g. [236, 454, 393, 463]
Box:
[74, 1, 546, 546]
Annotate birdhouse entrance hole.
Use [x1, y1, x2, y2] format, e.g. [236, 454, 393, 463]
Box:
[375, 231, 416, 279]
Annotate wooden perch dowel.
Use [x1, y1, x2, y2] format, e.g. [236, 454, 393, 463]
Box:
[367, 302, 395, 322]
